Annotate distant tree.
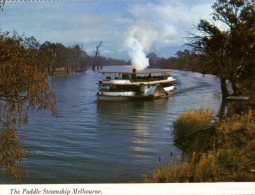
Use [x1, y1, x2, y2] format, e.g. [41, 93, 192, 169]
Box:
[147, 53, 162, 68]
[92, 41, 103, 70]
[0, 31, 56, 179]
[175, 50, 190, 68]
[69, 44, 88, 72]
[78, 44, 89, 72]
[158, 50, 203, 71]
[189, 0, 255, 98]
[97, 56, 129, 66]
[40, 42, 90, 74]
[40, 41, 57, 75]
[23, 36, 40, 50]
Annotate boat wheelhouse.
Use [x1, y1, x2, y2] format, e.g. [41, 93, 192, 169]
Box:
[97, 69, 175, 101]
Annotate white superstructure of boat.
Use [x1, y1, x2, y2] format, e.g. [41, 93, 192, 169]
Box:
[97, 69, 175, 101]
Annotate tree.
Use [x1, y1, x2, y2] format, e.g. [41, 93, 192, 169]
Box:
[69, 44, 88, 72]
[147, 53, 162, 68]
[92, 41, 103, 70]
[40, 42, 90, 74]
[0, 31, 56, 179]
[40, 41, 57, 75]
[189, 0, 255, 98]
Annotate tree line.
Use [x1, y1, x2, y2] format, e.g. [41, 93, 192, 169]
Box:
[2, 31, 128, 75]
[40, 40, 128, 74]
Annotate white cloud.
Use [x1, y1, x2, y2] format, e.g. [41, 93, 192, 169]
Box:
[127, 1, 213, 47]
[0, 0, 215, 59]
[124, 0, 214, 67]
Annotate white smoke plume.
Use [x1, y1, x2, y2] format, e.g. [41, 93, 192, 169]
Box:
[125, 2, 191, 71]
[126, 37, 149, 71]
[126, 21, 159, 70]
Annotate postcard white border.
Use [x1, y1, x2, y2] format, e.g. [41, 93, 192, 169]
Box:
[0, 183, 255, 195]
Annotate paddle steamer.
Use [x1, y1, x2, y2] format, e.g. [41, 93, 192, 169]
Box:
[97, 69, 175, 101]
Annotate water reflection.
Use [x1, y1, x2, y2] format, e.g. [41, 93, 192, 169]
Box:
[97, 99, 171, 158]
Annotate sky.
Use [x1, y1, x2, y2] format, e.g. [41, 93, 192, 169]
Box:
[0, 0, 215, 60]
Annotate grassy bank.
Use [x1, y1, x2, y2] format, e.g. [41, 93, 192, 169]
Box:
[174, 108, 213, 140]
[146, 109, 255, 182]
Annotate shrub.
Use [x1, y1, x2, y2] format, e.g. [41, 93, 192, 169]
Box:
[174, 108, 213, 140]
[147, 151, 217, 182]
[147, 110, 255, 182]
[216, 109, 254, 148]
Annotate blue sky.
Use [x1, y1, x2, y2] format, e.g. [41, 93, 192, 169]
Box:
[0, 0, 215, 59]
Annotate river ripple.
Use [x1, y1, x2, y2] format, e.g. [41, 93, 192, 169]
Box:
[0, 66, 222, 183]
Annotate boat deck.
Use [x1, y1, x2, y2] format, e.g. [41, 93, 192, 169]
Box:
[100, 77, 175, 85]
[99, 69, 172, 75]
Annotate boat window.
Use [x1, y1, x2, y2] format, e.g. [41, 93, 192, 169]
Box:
[99, 84, 139, 92]
[122, 74, 129, 79]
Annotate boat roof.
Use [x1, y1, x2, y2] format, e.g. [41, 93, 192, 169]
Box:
[99, 69, 172, 74]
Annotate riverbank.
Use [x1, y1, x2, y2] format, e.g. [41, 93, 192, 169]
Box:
[145, 109, 255, 182]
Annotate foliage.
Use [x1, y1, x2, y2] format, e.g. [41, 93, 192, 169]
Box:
[188, 0, 255, 97]
[40, 42, 89, 74]
[147, 151, 217, 182]
[0, 31, 56, 179]
[147, 110, 255, 182]
[174, 108, 213, 140]
[159, 50, 217, 75]
[0, 129, 27, 180]
[0, 31, 57, 121]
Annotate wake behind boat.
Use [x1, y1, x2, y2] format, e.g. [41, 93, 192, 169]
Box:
[97, 69, 175, 101]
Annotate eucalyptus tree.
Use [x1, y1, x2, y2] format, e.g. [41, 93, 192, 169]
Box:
[0, 32, 56, 179]
[189, 0, 255, 98]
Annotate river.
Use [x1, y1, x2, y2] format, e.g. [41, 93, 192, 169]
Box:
[0, 66, 222, 183]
